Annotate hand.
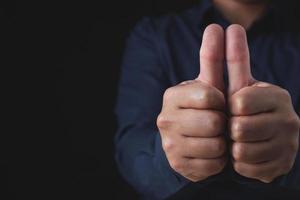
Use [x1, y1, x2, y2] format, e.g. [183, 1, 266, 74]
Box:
[226, 25, 300, 183]
[157, 25, 227, 182]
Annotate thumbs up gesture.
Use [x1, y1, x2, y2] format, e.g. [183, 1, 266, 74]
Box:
[157, 24, 300, 183]
[157, 25, 227, 182]
[226, 25, 300, 183]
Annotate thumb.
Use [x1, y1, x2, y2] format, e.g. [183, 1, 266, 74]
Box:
[226, 24, 255, 95]
[197, 24, 225, 92]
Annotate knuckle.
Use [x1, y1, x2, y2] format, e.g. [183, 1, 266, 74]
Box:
[156, 114, 171, 130]
[195, 86, 225, 109]
[200, 87, 214, 102]
[163, 87, 176, 101]
[278, 88, 291, 100]
[231, 94, 249, 115]
[277, 88, 294, 106]
[200, 48, 222, 63]
[227, 50, 248, 64]
[170, 159, 185, 173]
[162, 138, 175, 153]
[284, 115, 300, 132]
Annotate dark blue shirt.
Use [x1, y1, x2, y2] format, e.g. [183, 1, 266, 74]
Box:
[115, 0, 300, 199]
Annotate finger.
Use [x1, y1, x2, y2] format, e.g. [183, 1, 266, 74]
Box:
[226, 24, 254, 95]
[183, 157, 227, 180]
[233, 159, 286, 183]
[198, 24, 225, 92]
[181, 136, 226, 159]
[229, 113, 280, 142]
[229, 85, 287, 116]
[163, 81, 225, 111]
[231, 140, 281, 164]
[164, 109, 226, 137]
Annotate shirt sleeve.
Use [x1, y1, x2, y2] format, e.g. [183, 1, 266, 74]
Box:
[114, 18, 223, 199]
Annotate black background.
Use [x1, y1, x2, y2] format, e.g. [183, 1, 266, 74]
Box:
[6, 0, 199, 199]
[6, 0, 300, 199]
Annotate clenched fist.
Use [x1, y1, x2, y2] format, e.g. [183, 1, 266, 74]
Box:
[226, 25, 300, 183]
[157, 25, 227, 182]
[157, 23, 300, 184]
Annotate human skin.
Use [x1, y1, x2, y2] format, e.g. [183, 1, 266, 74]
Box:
[227, 24, 300, 183]
[157, 23, 300, 183]
[157, 25, 227, 182]
[213, 0, 270, 29]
